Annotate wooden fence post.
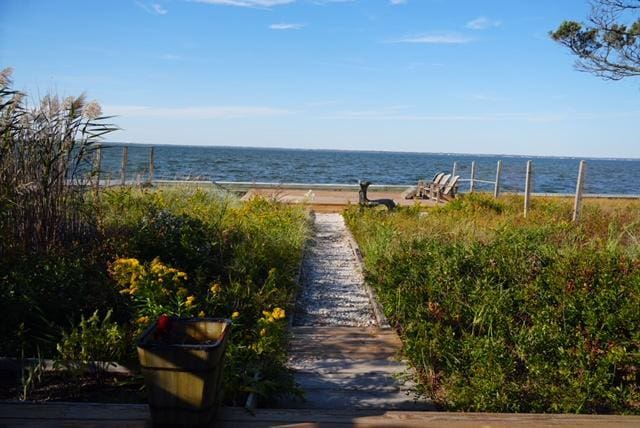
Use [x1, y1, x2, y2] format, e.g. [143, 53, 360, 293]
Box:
[469, 161, 476, 193]
[573, 160, 587, 222]
[94, 145, 102, 188]
[452, 161, 458, 177]
[149, 146, 155, 183]
[494, 160, 502, 198]
[120, 146, 128, 186]
[524, 160, 533, 218]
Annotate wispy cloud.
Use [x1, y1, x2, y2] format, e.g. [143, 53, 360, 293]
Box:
[159, 53, 184, 60]
[388, 32, 473, 44]
[466, 16, 501, 30]
[326, 109, 565, 123]
[389, 0, 407, 5]
[104, 105, 293, 119]
[190, 0, 294, 7]
[136, 1, 168, 15]
[269, 23, 305, 30]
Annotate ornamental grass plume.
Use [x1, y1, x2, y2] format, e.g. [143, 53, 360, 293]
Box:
[0, 68, 117, 256]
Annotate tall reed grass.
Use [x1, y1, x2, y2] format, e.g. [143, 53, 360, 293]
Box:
[0, 68, 116, 256]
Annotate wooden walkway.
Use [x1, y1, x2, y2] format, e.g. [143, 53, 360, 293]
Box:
[281, 326, 429, 410]
[3, 402, 640, 427]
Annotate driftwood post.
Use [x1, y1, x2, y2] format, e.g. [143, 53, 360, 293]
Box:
[573, 160, 587, 222]
[524, 160, 533, 218]
[149, 146, 155, 183]
[494, 160, 502, 198]
[120, 146, 128, 186]
[469, 161, 476, 193]
[452, 161, 458, 178]
[94, 145, 102, 190]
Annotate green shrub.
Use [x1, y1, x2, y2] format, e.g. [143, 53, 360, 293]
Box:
[345, 194, 640, 414]
[55, 309, 129, 383]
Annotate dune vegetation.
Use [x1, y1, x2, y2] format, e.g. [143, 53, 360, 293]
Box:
[0, 70, 309, 404]
[345, 194, 640, 414]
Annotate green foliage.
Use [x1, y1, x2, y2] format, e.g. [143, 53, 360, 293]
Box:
[55, 310, 129, 383]
[551, 1, 640, 80]
[345, 193, 640, 414]
[101, 188, 309, 404]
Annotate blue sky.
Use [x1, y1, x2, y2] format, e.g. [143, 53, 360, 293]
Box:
[1, 0, 638, 157]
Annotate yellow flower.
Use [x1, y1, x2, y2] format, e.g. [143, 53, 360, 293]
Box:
[185, 295, 196, 308]
[231, 311, 240, 320]
[272, 307, 286, 320]
[259, 328, 267, 337]
[268, 316, 275, 323]
[137, 315, 150, 325]
[262, 310, 271, 318]
[198, 310, 206, 318]
[177, 271, 188, 280]
[177, 287, 188, 297]
[210, 282, 221, 294]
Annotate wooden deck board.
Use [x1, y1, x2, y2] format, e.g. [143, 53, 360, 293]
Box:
[2, 403, 640, 427]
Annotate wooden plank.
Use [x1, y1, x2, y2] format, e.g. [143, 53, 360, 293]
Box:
[3, 403, 640, 428]
[293, 372, 417, 391]
[281, 389, 430, 410]
[288, 358, 409, 375]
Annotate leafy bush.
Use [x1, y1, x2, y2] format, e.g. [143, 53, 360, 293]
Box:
[101, 188, 308, 405]
[55, 309, 129, 383]
[345, 193, 640, 414]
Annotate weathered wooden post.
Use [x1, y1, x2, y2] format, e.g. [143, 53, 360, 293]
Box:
[524, 160, 533, 218]
[469, 161, 476, 193]
[452, 161, 458, 178]
[120, 146, 128, 186]
[494, 160, 502, 198]
[573, 160, 587, 222]
[149, 146, 155, 183]
[94, 145, 102, 189]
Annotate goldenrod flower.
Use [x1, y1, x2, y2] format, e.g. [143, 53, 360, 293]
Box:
[210, 282, 221, 294]
[272, 307, 286, 320]
[262, 310, 271, 318]
[231, 311, 240, 320]
[137, 315, 150, 325]
[259, 328, 267, 337]
[198, 310, 206, 318]
[185, 295, 196, 308]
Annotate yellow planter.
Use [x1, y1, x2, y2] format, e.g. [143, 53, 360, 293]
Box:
[137, 317, 231, 426]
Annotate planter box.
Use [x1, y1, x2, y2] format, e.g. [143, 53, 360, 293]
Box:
[137, 317, 231, 426]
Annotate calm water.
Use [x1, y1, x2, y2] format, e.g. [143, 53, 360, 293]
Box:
[97, 144, 640, 195]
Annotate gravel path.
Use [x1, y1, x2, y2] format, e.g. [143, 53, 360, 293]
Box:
[294, 213, 376, 327]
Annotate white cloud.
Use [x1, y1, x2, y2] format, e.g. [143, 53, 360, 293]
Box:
[136, 1, 168, 15]
[153, 3, 168, 14]
[389, 0, 406, 4]
[104, 105, 292, 119]
[388, 32, 473, 44]
[269, 23, 305, 30]
[190, 0, 294, 7]
[466, 16, 501, 30]
[160, 53, 183, 60]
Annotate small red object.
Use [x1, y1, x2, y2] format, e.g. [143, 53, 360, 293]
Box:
[157, 314, 171, 335]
